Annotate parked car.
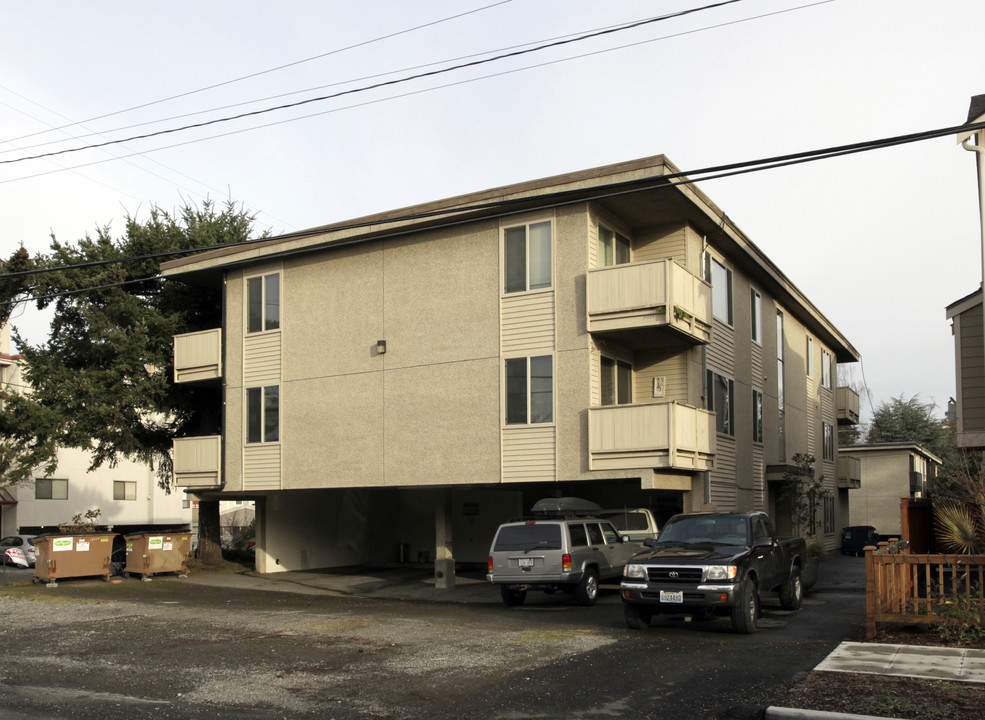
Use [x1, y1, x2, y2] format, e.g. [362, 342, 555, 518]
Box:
[0, 535, 37, 567]
[620, 512, 807, 633]
[486, 497, 639, 607]
[598, 508, 660, 542]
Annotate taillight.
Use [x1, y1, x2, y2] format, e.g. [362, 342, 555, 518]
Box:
[562, 553, 572, 571]
[488, 556, 494, 572]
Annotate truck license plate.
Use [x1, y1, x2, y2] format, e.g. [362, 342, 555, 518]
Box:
[660, 590, 683, 603]
[518, 558, 534, 568]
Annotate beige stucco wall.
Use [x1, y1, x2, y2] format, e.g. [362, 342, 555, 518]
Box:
[848, 452, 911, 536]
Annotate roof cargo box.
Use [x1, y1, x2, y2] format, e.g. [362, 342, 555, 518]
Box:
[531, 497, 602, 516]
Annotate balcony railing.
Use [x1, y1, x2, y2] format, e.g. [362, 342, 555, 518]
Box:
[836, 386, 860, 425]
[173, 435, 221, 487]
[588, 401, 716, 472]
[837, 454, 861, 489]
[174, 328, 222, 383]
[587, 259, 712, 345]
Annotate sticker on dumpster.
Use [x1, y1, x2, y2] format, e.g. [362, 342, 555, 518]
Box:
[148, 536, 164, 550]
[52, 537, 74, 552]
[76, 539, 90, 551]
[163, 541, 173, 551]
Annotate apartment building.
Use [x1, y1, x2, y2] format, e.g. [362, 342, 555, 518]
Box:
[0, 323, 191, 537]
[163, 156, 860, 579]
[845, 442, 940, 538]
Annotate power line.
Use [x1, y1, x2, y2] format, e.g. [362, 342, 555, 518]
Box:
[2, 0, 516, 147]
[0, 1, 744, 167]
[5, 116, 984, 286]
[2, 0, 831, 161]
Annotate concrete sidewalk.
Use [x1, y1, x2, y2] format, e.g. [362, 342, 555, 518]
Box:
[816, 641, 985, 683]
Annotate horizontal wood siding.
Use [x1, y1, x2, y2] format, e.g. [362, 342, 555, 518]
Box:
[244, 332, 282, 386]
[635, 350, 688, 403]
[501, 293, 555, 354]
[753, 444, 765, 511]
[502, 426, 556, 483]
[634, 226, 687, 265]
[707, 319, 734, 375]
[173, 435, 221, 487]
[243, 444, 282, 491]
[960, 306, 985, 432]
[711, 435, 737, 509]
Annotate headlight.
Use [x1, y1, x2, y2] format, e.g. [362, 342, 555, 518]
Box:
[705, 565, 737, 581]
[623, 564, 646, 580]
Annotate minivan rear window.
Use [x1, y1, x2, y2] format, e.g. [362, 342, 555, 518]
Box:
[494, 524, 562, 551]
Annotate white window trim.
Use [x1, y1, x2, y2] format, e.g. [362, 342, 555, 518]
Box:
[751, 288, 762, 345]
[245, 270, 282, 335]
[246, 385, 281, 444]
[502, 353, 555, 426]
[500, 214, 555, 297]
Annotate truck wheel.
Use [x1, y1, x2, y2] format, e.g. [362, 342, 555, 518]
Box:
[731, 578, 759, 634]
[574, 569, 599, 606]
[779, 567, 803, 611]
[624, 603, 652, 629]
[500, 586, 527, 606]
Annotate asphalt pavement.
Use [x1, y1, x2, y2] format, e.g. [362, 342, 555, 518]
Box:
[3, 552, 980, 720]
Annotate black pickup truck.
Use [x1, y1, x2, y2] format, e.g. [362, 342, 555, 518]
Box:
[619, 511, 808, 633]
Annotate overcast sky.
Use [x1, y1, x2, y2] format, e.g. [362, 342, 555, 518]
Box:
[2, 0, 983, 424]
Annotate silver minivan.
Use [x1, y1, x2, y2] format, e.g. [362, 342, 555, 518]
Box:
[486, 498, 638, 606]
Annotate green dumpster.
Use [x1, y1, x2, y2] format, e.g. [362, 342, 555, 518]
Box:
[124, 531, 192, 580]
[33, 533, 117, 583]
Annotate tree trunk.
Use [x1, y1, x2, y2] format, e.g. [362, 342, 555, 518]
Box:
[197, 499, 222, 565]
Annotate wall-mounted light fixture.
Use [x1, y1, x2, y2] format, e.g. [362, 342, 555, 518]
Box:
[376, 340, 387, 354]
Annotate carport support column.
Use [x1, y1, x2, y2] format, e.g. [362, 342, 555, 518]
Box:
[434, 490, 455, 590]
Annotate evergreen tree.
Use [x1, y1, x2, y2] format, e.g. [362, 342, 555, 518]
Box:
[0, 201, 262, 562]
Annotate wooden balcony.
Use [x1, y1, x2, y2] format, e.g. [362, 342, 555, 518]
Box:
[174, 328, 222, 383]
[588, 401, 715, 472]
[587, 259, 712, 346]
[836, 386, 860, 425]
[173, 435, 222, 487]
[837, 454, 861, 489]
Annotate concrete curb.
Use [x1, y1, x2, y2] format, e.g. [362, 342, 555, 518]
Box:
[766, 707, 908, 720]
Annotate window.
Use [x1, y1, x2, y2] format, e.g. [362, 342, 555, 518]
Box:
[752, 390, 764, 443]
[505, 356, 553, 424]
[600, 356, 632, 406]
[35, 478, 68, 500]
[247, 385, 280, 443]
[824, 496, 835, 535]
[821, 350, 832, 389]
[822, 422, 835, 461]
[504, 220, 552, 293]
[710, 258, 733, 325]
[598, 225, 630, 267]
[706, 370, 735, 436]
[750, 289, 762, 344]
[247, 273, 280, 333]
[806, 337, 814, 378]
[569, 524, 588, 547]
[113, 481, 137, 501]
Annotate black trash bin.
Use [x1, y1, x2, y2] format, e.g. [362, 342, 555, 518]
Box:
[841, 525, 879, 556]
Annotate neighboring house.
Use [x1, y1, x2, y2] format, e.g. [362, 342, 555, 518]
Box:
[946, 289, 985, 449]
[844, 443, 941, 538]
[0, 323, 191, 537]
[162, 155, 860, 580]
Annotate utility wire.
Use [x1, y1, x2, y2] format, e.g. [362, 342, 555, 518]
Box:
[2, 0, 516, 146]
[2, 0, 830, 159]
[0, 0, 744, 167]
[5, 116, 984, 285]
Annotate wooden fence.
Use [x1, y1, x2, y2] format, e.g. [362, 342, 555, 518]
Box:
[864, 541, 985, 639]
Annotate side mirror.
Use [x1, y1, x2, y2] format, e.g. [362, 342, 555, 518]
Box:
[621, 535, 632, 543]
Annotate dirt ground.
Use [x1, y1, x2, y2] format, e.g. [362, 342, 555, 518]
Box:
[783, 624, 985, 720]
